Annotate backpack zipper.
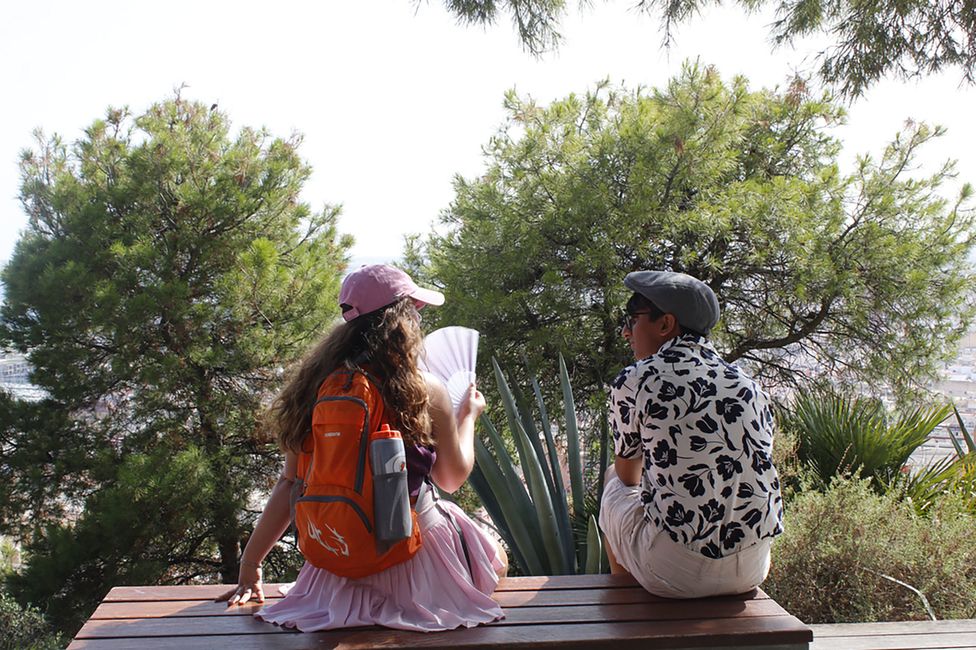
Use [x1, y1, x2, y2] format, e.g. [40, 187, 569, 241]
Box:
[296, 494, 373, 533]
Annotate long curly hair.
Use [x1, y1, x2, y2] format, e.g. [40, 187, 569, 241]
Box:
[270, 298, 433, 454]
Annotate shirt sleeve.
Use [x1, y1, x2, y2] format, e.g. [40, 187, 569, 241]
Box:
[608, 366, 641, 459]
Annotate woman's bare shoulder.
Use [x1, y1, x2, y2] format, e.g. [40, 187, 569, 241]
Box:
[423, 371, 449, 398]
[423, 372, 454, 423]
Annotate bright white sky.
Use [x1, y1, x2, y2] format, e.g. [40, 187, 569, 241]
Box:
[2, 0, 974, 269]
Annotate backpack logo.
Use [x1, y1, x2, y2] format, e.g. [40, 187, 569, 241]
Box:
[307, 520, 349, 557]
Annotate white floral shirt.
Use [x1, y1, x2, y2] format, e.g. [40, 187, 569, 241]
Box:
[609, 334, 784, 558]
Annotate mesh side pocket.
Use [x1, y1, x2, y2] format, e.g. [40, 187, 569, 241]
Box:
[373, 471, 412, 542]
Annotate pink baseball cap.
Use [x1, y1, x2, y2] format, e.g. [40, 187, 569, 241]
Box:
[339, 264, 444, 321]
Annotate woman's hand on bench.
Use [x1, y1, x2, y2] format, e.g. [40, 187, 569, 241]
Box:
[216, 561, 265, 607]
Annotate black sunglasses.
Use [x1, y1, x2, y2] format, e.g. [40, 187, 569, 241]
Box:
[619, 310, 654, 332]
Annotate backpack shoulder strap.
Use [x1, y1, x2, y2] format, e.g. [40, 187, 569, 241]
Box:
[352, 365, 387, 429]
[314, 366, 384, 417]
[291, 367, 383, 530]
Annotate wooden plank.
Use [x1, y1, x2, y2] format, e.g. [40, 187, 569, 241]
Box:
[92, 599, 277, 619]
[78, 578, 806, 649]
[77, 599, 796, 638]
[811, 619, 976, 637]
[76, 614, 290, 639]
[69, 615, 812, 649]
[495, 574, 641, 590]
[102, 577, 763, 602]
[809, 619, 976, 649]
[811, 632, 976, 649]
[103, 584, 294, 602]
[91, 587, 772, 619]
[71, 639, 808, 650]
[101, 574, 649, 602]
[495, 586, 766, 607]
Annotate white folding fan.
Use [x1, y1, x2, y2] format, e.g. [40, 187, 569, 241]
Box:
[420, 326, 479, 410]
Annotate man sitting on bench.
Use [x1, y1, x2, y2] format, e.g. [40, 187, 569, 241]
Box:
[600, 270, 784, 598]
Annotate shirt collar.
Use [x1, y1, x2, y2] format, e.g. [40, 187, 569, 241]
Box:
[659, 332, 710, 354]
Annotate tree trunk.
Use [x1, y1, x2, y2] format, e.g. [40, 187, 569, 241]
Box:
[217, 529, 241, 584]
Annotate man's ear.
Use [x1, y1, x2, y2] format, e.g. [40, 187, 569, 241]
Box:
[659, 313, 681, 338]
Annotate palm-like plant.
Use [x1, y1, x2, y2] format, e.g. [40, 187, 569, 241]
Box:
[948, 405, 976, 458]
[467, 355, 605, 575]
[786, 390, 952, 489]
[898, 406, 976, 513]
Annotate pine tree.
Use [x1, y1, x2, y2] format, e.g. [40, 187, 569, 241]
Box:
[404, 65, 976, 403]
[0, 94, 351, 634]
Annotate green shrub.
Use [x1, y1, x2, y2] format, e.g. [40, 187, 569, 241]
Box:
[765, 477, 976, 623]
[771, 427, 805, 503]
[0, 592, 63, 650]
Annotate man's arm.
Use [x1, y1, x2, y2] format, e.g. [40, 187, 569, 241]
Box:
[614, 455, 642, 487]
[608, 365, 644, 488]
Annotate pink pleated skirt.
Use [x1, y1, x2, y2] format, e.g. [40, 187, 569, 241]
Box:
[255, 495, 505, 632]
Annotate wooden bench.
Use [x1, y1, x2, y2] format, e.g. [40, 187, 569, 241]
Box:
[809, 619, 976, 649]
[69, 574, 812, 649]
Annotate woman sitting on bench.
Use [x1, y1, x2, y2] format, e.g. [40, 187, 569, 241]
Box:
[217, 264, 506, 631]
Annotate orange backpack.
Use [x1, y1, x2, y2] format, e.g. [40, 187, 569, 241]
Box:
[292, 367, 423, 578]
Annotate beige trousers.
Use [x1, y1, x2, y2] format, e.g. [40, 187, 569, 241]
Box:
[599, 469, 771, 599]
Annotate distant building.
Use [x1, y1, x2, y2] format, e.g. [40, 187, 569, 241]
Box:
[933, 330, 976, 425]
[908, 330, 976, 466]
[0, 352, 29, 382]
[0, 351, 47, 401]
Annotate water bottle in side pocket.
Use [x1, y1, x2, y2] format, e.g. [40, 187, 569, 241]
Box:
[369, 424, 412, 545]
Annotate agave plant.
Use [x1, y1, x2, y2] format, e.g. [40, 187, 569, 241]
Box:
[786, 389, 953, 489]
[948, 405, 976, 458]
[899, 406, 976, 514]
[467, 354, 605, 575]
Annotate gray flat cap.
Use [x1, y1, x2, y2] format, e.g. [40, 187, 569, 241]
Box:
[624, 270, 720, 335]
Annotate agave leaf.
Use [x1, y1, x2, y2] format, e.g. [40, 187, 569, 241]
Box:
[513, 376, 573, 570]
[952, 405, 976, 455]
[526, 358, 562, 497]
[585, 514, 603, 574]
[513, 420, 570, 573]
[560, 353, 585, 521]
[493, 359, 568, 573]
[471, 356, 596, 575]
[963, 429, 976, 455]
[479, 414, 545, 555]
[466, 462, 504, 534]
[948, 427, 967, 459]
[525, 358, 575, 571]
[481, 411, 523, 490]
[473, 435, 547, 574]
[493, 359, 533, 471]
[511, 378, 557, 499]
[525, 353, 554, 454]
[467, 462, 531, 574]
